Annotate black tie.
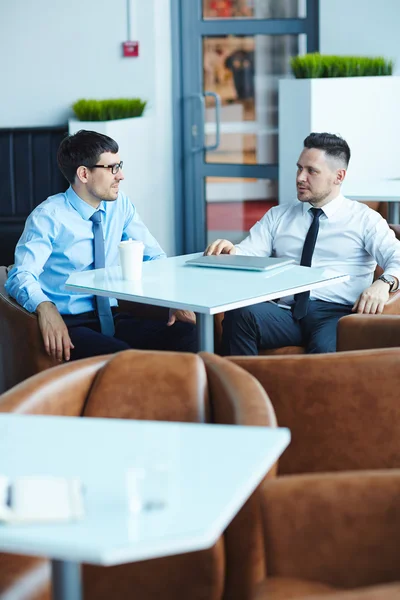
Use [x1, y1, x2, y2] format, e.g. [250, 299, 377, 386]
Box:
[90, 211, 115, 336]
[292, 207, 324, 321]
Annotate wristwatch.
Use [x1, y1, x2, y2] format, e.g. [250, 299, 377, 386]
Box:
[378, 274, 397, 292]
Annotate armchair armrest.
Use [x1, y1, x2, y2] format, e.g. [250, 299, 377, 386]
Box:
[0, 267, 58, 393]
[0, 356, 107, 415]
[337, 314, 400, 351]
[260, 470, 400, 589]
[382, 289, 400, 314]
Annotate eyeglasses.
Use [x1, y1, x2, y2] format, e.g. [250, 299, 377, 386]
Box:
[89, 161, 123, 175]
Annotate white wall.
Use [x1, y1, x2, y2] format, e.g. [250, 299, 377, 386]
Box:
[0, 0, 156, 127]
[320, 0, 400, 75]
[278, 0, 400, 203]
[0, 0, 176, 255]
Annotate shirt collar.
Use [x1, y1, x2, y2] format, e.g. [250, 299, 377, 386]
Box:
[65, 186, 106, 221]
[301, 193, 345, 219]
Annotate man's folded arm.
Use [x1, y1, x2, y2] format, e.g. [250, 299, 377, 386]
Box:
[5, 210, 57, 312]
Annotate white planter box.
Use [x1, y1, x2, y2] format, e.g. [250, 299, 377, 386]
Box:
[278, 76, 400, 203]
[68, 115, 155, 230]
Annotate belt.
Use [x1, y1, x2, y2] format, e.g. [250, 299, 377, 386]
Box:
[63, 308, 118, 320]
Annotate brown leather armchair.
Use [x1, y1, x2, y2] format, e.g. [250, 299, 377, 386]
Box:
[0, 350, 276, 600]
[0, 266, 168, 394]
[251, 470, 400, 599]
[206, 348, 400, 599]
[214, 224, 400, 355]
[228, 348, 400, 475]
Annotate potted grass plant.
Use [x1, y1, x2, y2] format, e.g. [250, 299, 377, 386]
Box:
[278, 53, 400, 203]
[68, 98, 149, 139]
[68, 98, 153, 214]
[70, 98, 147, 122]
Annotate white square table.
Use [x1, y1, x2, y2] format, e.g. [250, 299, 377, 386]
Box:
[66, 253, 349, 352]
[0, 414, 290, 600]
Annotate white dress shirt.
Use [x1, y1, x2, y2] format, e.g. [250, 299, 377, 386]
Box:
[235, 194, 400, 305]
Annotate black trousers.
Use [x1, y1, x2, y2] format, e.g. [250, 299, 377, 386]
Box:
[222, 300, 353, 355]
[63, 312, 197, 361]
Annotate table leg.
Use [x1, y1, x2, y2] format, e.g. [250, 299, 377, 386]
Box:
[197, 313, 214, 353]
[52, 560, 82, 600]
[388, 202, 400, 225]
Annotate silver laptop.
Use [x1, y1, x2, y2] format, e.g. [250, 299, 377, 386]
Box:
[186, 255, 295, 272]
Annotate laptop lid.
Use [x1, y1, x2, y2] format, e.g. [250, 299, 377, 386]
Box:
[185, 255, 295, 272]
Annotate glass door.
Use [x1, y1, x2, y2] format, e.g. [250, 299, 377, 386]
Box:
[179, 0, 319, 252]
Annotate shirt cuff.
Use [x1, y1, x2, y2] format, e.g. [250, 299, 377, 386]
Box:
[24, 291, 52, 313]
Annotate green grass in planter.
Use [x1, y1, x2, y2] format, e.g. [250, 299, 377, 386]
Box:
[72, 98, 147, 121]
[290, 54, 393, 79]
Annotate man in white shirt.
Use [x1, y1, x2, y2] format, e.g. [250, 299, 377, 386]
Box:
[205, 132, 400, 354]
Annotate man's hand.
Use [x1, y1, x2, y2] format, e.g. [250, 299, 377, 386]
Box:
[352, 280, 391, 315]
[167, 309, 196, 327]
[204, 239, 236, 256]
[36, 302, 74, 361]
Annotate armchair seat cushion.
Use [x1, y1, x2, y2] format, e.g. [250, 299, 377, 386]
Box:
[300, 583, 400, 599]
[253, 576, 338, 599]
[253, 579, 400, 600]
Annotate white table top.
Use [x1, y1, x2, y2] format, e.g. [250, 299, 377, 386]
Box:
[66, 253, 349, 315]
[343, 179, 400, 202]
[0, 415, 290, 566]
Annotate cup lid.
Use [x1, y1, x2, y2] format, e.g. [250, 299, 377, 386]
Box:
[119, 239, 144, 246]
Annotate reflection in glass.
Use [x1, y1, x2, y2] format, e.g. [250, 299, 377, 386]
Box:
[203, 0, 307, 19]
[206, 177, 278, 245]
[203, 34, 306, 164]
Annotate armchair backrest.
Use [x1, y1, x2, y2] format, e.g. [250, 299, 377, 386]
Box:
[0, 350, 210, 422]
[83, 349, 209, 422]
[230, 348, 400, 475]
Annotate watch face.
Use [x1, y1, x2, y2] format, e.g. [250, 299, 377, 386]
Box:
[381, 275, 395, 287]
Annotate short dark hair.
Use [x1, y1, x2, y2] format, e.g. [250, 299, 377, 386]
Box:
[57, 130, 119, 184]
[303, 132, 351, 167]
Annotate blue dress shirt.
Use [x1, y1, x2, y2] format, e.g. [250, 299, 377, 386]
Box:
[6, 186, 166, 315]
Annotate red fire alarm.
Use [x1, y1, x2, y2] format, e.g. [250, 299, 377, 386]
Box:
[122, 41, 139, 57]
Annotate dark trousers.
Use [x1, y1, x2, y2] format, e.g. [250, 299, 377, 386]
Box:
[63, 312, 197, 361]
[222, 300, 353, 355]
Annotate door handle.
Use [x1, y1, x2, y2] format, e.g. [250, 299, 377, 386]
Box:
[203, 91, 221, 152]
[190, 93, 205, 153]
[190, 92, 221, 153]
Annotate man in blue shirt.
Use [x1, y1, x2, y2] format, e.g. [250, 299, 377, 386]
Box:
[6, 130, 196, 361]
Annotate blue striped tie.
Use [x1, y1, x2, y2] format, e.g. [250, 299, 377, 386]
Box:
[90, 211, 115, 336]
[292, 207, 324, 321]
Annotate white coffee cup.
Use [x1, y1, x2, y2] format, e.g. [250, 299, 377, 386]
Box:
[118, 239, 144, 281]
